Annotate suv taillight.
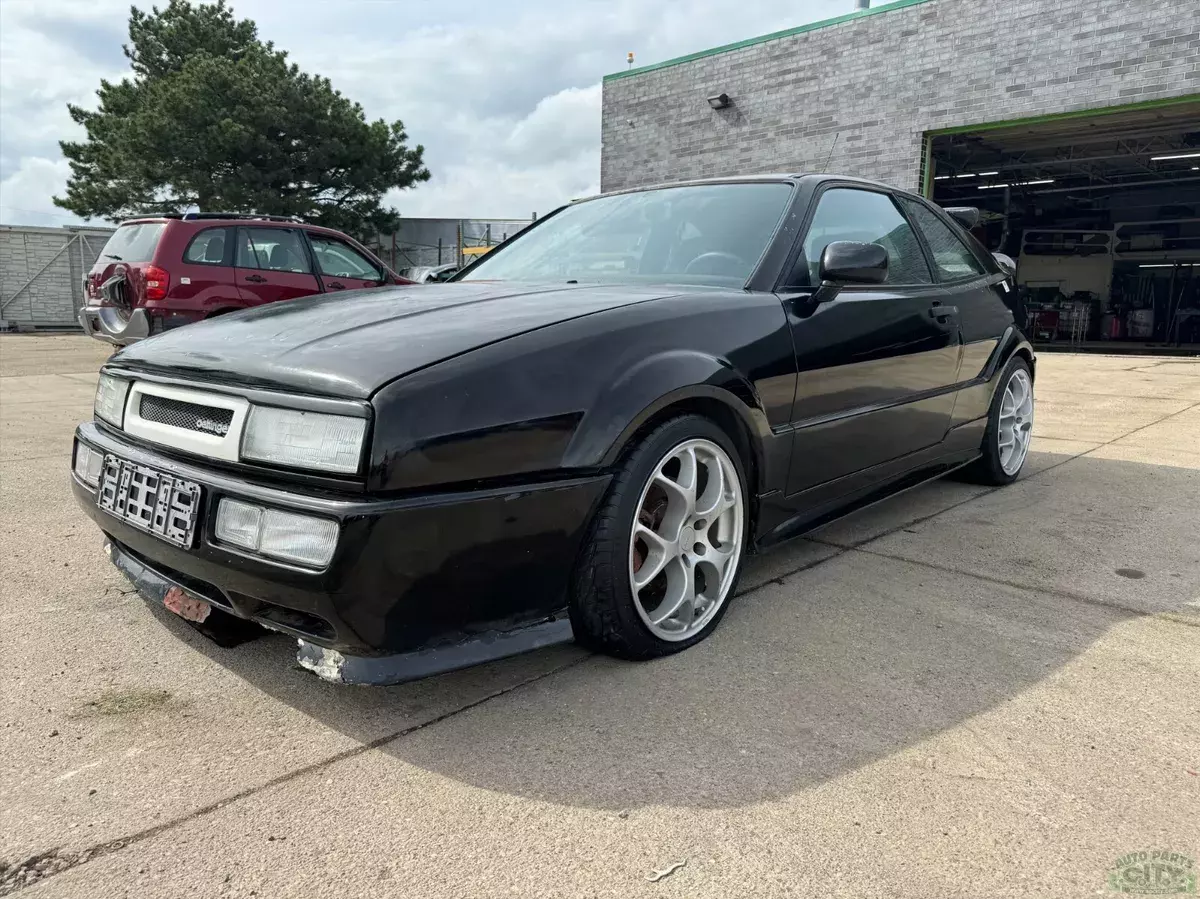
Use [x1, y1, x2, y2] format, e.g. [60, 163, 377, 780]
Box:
[143, 264, 169, 301]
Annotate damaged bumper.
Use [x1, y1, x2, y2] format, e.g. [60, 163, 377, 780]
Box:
[72, 421, 606, 684]
[78, 305, 150, 346]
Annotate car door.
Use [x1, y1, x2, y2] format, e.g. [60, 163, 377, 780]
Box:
[175, 226, 239, 316]
[781, 185, 963, 496]
[234, 226, 322, 305]
[897, 196, 1013, 401]
[306, 232, 387, 293]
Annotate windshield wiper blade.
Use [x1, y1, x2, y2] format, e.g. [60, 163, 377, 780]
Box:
[103, 254, 122, 260]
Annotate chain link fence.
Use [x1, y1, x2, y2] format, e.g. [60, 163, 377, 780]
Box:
[367, 217, 534, 273]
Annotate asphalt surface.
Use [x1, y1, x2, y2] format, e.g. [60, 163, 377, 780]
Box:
[1, 335, 1197, 898]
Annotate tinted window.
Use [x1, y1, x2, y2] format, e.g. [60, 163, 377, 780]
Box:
[308, 234, 381, 280]
[801, 189, 931, 286]
[460, 183, 793, 287]
[99, 223, 166, 264]
[183, 228, 229, 265]
[237, 228, 311, 273]
[900, 198, 986, 281]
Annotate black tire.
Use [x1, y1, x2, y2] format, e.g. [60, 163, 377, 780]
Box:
[569, 414, 750, 660]
[960, 355, 1033, 486]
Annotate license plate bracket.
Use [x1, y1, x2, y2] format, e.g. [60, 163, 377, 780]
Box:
[97, 455, 201, 548]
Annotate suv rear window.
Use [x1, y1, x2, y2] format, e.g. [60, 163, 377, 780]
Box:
[100, 223, 166, 264]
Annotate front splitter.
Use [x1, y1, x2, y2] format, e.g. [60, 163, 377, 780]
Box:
[106, 538, 576, 686]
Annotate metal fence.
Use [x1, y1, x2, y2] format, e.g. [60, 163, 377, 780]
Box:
[367, 218, 534, 272]
[0, 224, 115, 330]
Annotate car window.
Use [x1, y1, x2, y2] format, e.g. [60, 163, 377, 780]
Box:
[899, 198, 986, 281]
[308, 234, 381, 280]
[183, 228, 230, 265]
[460, 182, 793, 288]
[99, 222, 166, 264]
[236, 228, 311, 274]
[801, 188, 931, 286]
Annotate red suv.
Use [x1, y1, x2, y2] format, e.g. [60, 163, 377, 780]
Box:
[79, 213, 411, 345]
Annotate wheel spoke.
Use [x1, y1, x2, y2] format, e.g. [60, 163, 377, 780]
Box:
[700, 544, 736, 587]
[653, 446, 697, 520]
[632, 524, 674, 590]
[693, 455, 729, 518]
[648, 556, 694, 625]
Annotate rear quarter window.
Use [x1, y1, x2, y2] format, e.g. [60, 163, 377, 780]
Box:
[183, 228, 230, 265]
[99, 223, 167, 264]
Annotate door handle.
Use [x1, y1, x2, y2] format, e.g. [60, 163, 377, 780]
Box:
[327, 282, 345, 289]
[244, 274, 267, 283]
[928, 303, 959, 319]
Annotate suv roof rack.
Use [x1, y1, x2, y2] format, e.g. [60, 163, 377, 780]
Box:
[159, 212, 307, 224]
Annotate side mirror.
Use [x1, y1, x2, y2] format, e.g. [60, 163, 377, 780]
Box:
[993, 252, 1017, 276]
[820, 241, 889, 285]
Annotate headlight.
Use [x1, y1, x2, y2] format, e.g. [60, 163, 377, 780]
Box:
[214, 498, 340, 568]
[94, 374, 130, 427]
[241, 405, 367, 474]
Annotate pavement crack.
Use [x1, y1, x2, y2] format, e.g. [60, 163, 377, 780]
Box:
[0, 654, 591, 895]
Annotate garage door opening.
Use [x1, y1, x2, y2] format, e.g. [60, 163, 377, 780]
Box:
[929, 99, 1200, 355]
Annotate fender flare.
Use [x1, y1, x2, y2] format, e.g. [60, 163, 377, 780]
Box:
[982, 325, 1036, 383]
[561, 349, 775, 492]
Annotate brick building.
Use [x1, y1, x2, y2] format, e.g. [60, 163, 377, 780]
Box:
[601, 0, 1200, 348]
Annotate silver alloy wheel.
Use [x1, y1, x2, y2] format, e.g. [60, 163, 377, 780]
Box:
[628, 437, 744, 642]
[998, 368, 1034, 475]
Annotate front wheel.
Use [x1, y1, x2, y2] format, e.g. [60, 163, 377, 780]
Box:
[962, 356, 1034, 485]
[570, 415, 749, 660]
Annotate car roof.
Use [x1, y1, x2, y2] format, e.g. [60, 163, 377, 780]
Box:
[574, 172, 906, 203]
[118, 215, 362, 240]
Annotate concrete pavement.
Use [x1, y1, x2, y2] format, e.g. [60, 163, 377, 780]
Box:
[1, 336, 1196, 898]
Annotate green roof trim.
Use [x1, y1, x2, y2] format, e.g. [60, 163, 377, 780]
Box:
[926, 93, 1200, 136]
[604, 0, 933, 83]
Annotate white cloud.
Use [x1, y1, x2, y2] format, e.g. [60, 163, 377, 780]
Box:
[0, 0, 857, 227]
[0, 157, 95, 226]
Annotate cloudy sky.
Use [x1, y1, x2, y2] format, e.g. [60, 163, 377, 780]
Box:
[0, 0, 863, 227]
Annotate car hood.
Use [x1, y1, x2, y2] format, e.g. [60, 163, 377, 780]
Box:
[109, 282, 677, 399]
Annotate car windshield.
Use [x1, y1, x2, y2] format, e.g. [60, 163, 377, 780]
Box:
[100, 222, 166, 263]
[459, 182, 793, 287]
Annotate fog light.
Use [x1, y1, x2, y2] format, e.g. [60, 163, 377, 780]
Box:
[74, 443, 104, 487]
[215, 498, 338, 568]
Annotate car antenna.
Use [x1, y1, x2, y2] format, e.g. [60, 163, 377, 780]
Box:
[819, 132, 840, 174]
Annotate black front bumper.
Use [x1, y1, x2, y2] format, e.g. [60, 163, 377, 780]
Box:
[72, 422, 609, 682]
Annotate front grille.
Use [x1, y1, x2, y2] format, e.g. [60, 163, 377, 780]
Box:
[139, 394, 233, 437]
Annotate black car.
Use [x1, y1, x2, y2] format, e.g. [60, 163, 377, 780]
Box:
[71, 174, 1035, 685]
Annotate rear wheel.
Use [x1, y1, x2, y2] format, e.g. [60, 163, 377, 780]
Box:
[570, 415, 749, 660]
[962, 356, 1034, 485]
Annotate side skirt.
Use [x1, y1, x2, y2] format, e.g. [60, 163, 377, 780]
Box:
[755, 425, 986, 549]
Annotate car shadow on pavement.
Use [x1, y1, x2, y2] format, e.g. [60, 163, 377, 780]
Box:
[148, 447, 1199, 811]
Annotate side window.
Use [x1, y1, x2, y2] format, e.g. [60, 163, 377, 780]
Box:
[183, 228, 230, 265]
[899, 198, 986, 281]
[236, 228, 311, 274]
[801, 188, 931, 285]
[308, 234, 382, 280]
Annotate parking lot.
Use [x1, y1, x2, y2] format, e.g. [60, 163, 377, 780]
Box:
[1, 335, 1197, 898]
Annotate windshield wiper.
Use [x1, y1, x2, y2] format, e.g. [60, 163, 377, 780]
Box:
[103, 253, 122, 260]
